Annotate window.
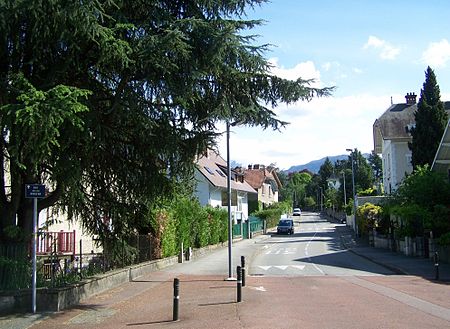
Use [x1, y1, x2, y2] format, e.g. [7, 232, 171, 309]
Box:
[216, 169, 226, 177]
[222, 190, 237, 206]
[204, 166, 215, 175]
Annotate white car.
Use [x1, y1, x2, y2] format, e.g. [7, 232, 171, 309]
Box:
[292, 208, 302, 216]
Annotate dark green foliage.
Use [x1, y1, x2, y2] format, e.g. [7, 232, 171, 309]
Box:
[368, 151, 382, 185]
[390, 165, 450, 237]
[253, 201, 289, 228]
[280, 172, 312, 208]
[318, 157, 333, 189]
[409, 67, 448, 169]
[149, 194, 229, 257]
[0, 0, 333, 242]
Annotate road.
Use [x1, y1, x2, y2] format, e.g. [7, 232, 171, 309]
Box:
[7, 212, 450, 329]
[250, 212, 394, 276]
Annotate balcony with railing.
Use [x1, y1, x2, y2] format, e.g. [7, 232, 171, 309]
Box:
[36, 230, 76, 256]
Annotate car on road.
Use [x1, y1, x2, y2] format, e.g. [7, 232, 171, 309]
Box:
[277, 219, 294, 235]
[292, 208, 302, 216]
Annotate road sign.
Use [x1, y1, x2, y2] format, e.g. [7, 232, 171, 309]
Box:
[25, 184, 46, 198]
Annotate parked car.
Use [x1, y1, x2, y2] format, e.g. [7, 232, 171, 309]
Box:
[292, 208, 302, 216]
[277, 219, 294, 235]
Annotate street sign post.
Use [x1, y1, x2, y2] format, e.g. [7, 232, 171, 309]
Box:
[25, 184, 45, 314]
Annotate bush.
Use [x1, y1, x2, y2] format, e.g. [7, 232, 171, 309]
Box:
[254, 208, 283, 229]
[356, 203, 382, 236]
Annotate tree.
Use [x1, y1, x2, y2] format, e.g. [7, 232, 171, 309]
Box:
[279, 171, 312, 208]
[409, 66, 448, 169]
[368, 150, 382, 189]
[0, 1, 333, 242]
[391, 165, 450, 237]
[318, 157, 333, 190]
[351, 149, 373, 193]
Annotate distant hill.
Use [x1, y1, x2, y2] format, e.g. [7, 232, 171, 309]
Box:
[285, 154, 369, 174]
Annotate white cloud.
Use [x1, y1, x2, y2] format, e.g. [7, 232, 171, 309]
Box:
[421, 39, 450, 68]
[269, 58, 321, 86]
[363, 36, 401, 60]
[218, 93, 391, 170]
[353, 68, 363, 74]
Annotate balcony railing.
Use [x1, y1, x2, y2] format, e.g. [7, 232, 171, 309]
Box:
[36, 230, 76, 256]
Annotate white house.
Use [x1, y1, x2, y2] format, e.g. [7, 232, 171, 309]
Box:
[374, 93, 450, 194]
[194, 150, 256, 222]
[373, 93, 417, 194]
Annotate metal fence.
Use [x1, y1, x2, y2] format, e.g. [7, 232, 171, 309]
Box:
[0, 243, 30, 290]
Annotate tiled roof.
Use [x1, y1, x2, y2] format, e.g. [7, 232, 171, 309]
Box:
[244, 170, 265, 189]
[243, 167, 280, 192]
[195, 150, 256, 194]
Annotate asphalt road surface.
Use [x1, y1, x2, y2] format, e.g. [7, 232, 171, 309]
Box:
[250, 212, 394, 276]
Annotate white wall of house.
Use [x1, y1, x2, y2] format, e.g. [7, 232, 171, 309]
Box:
[194, 169, 251, 220]
[382, 140, 412, 194]
[38, 208, 102, 255]
[257, 182, 277, 206]
[209, 188, 223, 208]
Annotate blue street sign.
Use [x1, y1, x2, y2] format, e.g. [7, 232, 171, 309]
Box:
[25, 184, 46, 198]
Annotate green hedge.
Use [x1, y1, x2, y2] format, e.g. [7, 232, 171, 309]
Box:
[150, 196, 229, 258]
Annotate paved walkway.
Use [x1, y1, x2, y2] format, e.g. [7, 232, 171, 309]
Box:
[337, 224, 450, 281]
[2, 223, 450, 329]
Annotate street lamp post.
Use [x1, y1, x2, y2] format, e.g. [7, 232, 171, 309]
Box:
[226, 121, 234, 280]
[342, 171, 347, 206]
[346, 148, 358, 237]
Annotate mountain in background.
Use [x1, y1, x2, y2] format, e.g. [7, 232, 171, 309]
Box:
[285, 153, 369, 174]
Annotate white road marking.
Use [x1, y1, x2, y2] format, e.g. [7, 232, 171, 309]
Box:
[274, 265, 288, 270]
[291, 265, 306, 270]
[258, 266, 272, 271]
[257, 265, 306, 271]
[266, 247, 297, 255]
[249, 286, 266, 292]
[304, 220, 325, 275]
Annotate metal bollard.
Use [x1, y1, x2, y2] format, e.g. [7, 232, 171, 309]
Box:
[237, 266, 242, 302]
[434, 252, 440, 281]
[241, 256, 246, 287]
[173, 278, 180, 321]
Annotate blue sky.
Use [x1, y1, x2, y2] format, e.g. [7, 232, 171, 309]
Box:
[217, 0, 450, 170]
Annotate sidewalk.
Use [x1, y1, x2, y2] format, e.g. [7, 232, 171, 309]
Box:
[338, 224, 450, 281]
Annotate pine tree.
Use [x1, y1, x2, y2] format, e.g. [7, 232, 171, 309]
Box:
[409, 67, 448, 169]
[0, 1, 333, 240]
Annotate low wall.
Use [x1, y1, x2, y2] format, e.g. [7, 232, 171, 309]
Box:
[0, 240, 234, 314]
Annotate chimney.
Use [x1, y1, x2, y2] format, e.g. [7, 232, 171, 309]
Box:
[405, 92, 417, 105]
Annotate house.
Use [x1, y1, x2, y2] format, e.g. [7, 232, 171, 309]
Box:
[432, 119, 450, 178]
[373, 93, 450, 194]
[242, 164, 282, 211]
[194, 150, 256, 222]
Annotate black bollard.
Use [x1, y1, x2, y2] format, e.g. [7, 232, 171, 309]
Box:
[241, 256, 246, 287]
[237, 266, 242, 302]
[173, 278, 180, 321]
[434, 252, 440, 281]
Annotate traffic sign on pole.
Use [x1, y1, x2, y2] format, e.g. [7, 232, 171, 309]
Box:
[25, 184, 45, 313]
[25, 184, 46, 198]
